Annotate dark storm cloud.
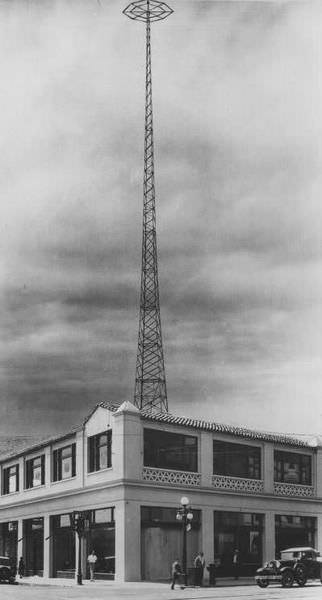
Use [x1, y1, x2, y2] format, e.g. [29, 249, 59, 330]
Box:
[2, 0, 322, 437]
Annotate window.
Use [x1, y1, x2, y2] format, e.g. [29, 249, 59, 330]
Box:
[141, 506, 201, 526]
[213, 440, 261, 479]
[25, 455, 45, 489]
[144, 429, 198, 472]
[88, 430, 112, 472]
[274, 451, 312, 485]
[52, 444, 76, 481]
[2, 464, 19, 494]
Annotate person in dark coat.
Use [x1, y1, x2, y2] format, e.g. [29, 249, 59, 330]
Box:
[232, 549, 240, 579]
[171, 558, 182, 590]
[18, 556, 25, 578]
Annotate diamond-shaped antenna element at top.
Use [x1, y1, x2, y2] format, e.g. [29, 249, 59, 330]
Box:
[123, 0, 173, 22]
[123, 0, 173, 413]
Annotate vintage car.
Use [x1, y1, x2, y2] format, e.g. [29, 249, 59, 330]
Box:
[255, 547, 322, 588]
[0, 556, 16, 584]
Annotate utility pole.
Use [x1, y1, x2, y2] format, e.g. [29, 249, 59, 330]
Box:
[123, 1, 173, 412]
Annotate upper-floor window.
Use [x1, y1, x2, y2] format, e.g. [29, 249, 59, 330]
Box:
[144, 429, 198, 472]
[25, 455, 45, 489]
[53, 443, 76, 481]
[88, 430, 112, 472]
[2, 464, 19, 494]
[274, 450, 312, 485]
[213, 440, 261, 479]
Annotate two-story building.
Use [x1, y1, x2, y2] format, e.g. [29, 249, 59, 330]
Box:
[0, 400, 321, 582]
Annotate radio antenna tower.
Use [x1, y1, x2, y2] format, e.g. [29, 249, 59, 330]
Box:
[123, 0, 173, 412]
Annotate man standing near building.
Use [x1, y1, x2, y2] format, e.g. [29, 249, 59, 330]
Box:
[232, 549, 240, 580]
[194, 551, 206, 586]
[87, 549, 97, 582]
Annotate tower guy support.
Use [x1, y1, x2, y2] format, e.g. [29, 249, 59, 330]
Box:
[123, 1, 173, 413]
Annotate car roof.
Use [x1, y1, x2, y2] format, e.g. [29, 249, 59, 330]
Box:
[281, 547, 317, 553]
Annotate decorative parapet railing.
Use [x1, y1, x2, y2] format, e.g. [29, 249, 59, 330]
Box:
[142, 467, 201, 486]
[274, 482, 315, 498]
[212, 475, 264, 494]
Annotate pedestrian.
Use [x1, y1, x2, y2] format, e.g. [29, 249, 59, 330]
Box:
[18, 556, 25, 578]
[171, 557, 182, 590]
[87, 549, 97, 581]
[194, 551, 205, 586]
[232, 549, 240, 580]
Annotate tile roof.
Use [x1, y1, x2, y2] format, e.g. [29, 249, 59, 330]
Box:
[140, 410, 310, 448]
[0, 401, 311, 462]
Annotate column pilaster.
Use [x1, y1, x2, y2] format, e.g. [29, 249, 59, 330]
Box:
[115, 500, 141, 582]
[263, 512, 275, 563]
[43, 515, 50, 578]
[201, 507, 213, 584]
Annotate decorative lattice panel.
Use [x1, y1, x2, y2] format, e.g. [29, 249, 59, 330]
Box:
[142, 467, 201, 486]
[212, 475, 264, 494]
[274, 482, 315, 498]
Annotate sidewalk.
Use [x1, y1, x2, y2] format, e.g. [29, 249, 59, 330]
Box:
[19, 576, 255, 588]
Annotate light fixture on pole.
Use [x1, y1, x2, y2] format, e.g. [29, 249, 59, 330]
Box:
[69, 511, 91, 585]
[176, 496, 194, 587]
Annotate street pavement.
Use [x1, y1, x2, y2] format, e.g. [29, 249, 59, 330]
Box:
[1, 580, 322, 600]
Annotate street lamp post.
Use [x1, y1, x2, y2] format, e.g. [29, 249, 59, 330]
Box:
[69, 511, 91, 585]
[176, 496, 193, 587]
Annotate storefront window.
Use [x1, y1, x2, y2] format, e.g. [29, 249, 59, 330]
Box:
[275, 514, 316, 555]
[144, 429, 198, 472]
[85, 507, 115, 578]
[141, 506, 201, 526]
[51, 514, 75, 576]
[24, 518, 44, 575]
[88, 431, 112, 472]
[274, 451, 312, 485]
[25, 456, 45, 489]
[214, 511, 263, 576]
[2, 464, 19, 494]
[213, 441, 261, 479]
[53, 444, 76, 481]
[0, 522, 18, 567]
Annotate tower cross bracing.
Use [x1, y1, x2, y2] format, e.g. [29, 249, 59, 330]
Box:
[123, 1, 173, 412]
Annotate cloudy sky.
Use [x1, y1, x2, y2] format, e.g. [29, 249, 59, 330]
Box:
[2, 0, 322, 439]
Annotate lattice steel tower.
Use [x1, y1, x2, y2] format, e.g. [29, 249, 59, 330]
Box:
[123, 0, 173, 412]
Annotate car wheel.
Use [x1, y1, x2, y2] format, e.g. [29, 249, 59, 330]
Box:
[281, 570, 294, 588]
[295, 566, 307, 587]
[257, 580, 269, 588]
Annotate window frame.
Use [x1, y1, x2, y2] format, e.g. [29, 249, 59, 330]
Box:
[52, 443, 76, 482]
[274, 450, 312, 486]
[2, 464, 19, 495]
[213, 439, 262, 480]
[143, 428, 198, 473]
[88, 430, 112, 473]
[25, 454, 45, 489]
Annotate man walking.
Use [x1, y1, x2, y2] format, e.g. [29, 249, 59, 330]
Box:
[171, 558, 182, 590]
